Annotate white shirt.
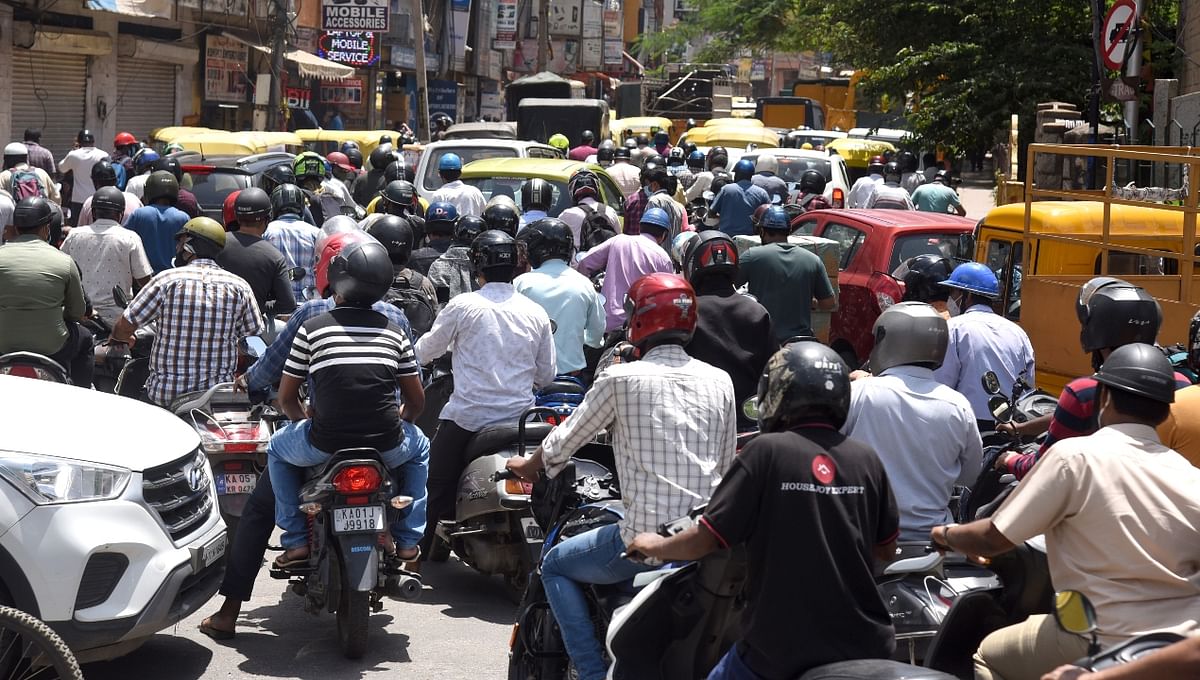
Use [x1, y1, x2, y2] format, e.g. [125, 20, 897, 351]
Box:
[57, 147, 110, 201]
[430, 179, 486, 217]
[901, 172, 925, 195]
[847, 173, 882, 209]
[413, 282, 557, 431]
[933, 304, 1036, 421]
[60, 219, 153, 325]
[842, 365, 983, 540]
[607, 162, 643, 198]
[865, 183, 915, 210]
[125, 173, 150, 201]
[0, 191, 13, 229]
[558, 197, 621, 248]
[685, 170, 715, 203]
[323, 177, 355, 207]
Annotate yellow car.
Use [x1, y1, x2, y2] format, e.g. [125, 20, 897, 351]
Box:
[459, 158, 626, 224]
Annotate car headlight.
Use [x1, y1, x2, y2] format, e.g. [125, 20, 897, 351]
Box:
[0, 451, 131, 504]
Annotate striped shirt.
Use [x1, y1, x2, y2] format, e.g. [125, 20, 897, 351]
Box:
[284, 306, 418, 452]
[123, 259, 262, 406]
[264, 216, 321, 300]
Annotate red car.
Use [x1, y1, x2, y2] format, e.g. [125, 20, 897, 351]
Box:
[792, 209, 977, 368]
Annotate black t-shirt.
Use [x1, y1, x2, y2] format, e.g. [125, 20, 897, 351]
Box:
[702, 427, 899, 679]
[685, 281, 777, 423]
[217, 231, 298, 314]
[283, 306, 419, 452]
[409, 238, 452, 276]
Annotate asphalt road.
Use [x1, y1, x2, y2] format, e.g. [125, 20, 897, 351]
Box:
[81, 547, 518, 680]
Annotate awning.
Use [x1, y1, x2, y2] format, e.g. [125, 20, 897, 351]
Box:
[220, 31, 354, 81]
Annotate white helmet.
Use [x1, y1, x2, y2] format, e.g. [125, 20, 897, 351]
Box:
[755, 154, 778, 175]
[3, 143, 28, 157]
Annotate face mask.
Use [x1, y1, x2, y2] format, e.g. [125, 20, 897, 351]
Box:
[642, 187, 653, 199]
[703, 214, 720, 227]
[947, 294, 962, 317]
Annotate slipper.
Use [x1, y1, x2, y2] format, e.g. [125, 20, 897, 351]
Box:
[199, 618, 235, 641]
[395, 546, 420, 562]
[272, 552, 309, 569]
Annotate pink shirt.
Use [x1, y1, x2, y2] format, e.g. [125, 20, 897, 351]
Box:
[576, 232, 673, 332]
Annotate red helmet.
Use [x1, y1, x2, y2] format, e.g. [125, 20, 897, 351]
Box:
[624, 273, 697, 348]
[315, 230, 373, 298]
[114, 132, 137, 147]
[222, 190, 241, 230]
[327, 151, 355, 173]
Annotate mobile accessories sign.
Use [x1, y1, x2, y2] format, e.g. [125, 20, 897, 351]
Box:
[322, 0, 388, 32]
[319, 31, 380, 66]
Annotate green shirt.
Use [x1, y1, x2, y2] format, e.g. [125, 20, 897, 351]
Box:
[0, 234, 86, 354]
[737, 242, 835, 341]
[911, 182, 962, 214]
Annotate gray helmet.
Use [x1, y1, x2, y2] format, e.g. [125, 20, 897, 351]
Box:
[1093, 342, 1176, 404]
[869, 302, 949, 373]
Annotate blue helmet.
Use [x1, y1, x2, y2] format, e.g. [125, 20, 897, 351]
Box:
[759, 205, 790, 231]
[640, 206, 671, 232]
[939, 261, 1000, 298]
[686, 149, 705, 168]
[438, 153, 463, 172]
[340, 140, 360, 154]
[733, 158, 755, 181]
[134, 149, 161, 173]
[427, 201, 459, 224]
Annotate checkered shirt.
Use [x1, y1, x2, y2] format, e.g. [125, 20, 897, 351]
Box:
[123, 259, 263, 406]
[264, 218, 321, 300]
[539, 344, 737, 545]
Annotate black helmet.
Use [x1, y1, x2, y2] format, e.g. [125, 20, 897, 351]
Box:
[143, 171, 179, 205]
[709, 171, 732, 195]
[1093, 342, 1176, 404]
[1077, 277, 1162, 353]
[581, 130, 595, 144]
[270, 183, 306, 218]
[482, 202, 520, 236]
[91, 186, 126, 219]
[368, 146, 395, 172]
[384, 160, 408, 184]
[636, 134, 649, 147]
[344, 147, 364, 169]
[13, 197, 54, 230]
[520, 218, 574, 268]
[77, 129, 95, 145]
[597, 144, 615, 164]
[234, 187, 273, 222]
[454, 215, 486, 246]
[261, 164, 296, 194]
[157, 156, 183, 182]
[522, 178, 553, 212]
[707, 146, 728, 169]
[381, 180, 416, 214]
[470, 229, 518, 271]
[898, 150, 919, 173]
[799, 169, 827, 194]
[365, 215, 415, 265]
[327, 240, 394, 306]
[614, 146, 631, 160]
[682, 230, 738, 285]
[883, 161, 903, 184]
[757, 341, 852, 432]
[91, 160, 119, 189]
[893, 254, 955, 303]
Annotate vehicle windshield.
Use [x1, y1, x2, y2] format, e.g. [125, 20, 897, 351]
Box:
[889, 233, 973, 272]
[423, 147, 521, 191]
[461, 176, 570, 216]
[743, 155, 832, 184]
[187, 170, 252, 210]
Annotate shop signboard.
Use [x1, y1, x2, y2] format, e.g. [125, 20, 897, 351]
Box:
[322, 0, 389, 32]
[319, 77, 366, 104]
[285, 87, 312, 110]
[205, 34, 249, 102]
[494, 0, 518, 49]
[319, 30, 380, 66]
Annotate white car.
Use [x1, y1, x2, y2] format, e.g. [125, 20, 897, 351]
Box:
[416, 140, 561, 203]
[740, 149, 852, 208]
[0, 376, 225, 662]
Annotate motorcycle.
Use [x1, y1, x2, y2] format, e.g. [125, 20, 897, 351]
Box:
[269, 447, 422, 659]
[1052, 589, 1186, 672]
[0, 352, 71, 384]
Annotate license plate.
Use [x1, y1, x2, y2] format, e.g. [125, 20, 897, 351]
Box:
[333, 505, 385, 534]
[215, 472, 257, 495]
[193, 532, 227, 571]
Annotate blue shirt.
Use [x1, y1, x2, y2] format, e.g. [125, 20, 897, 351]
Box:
[265, 216, 321, 300]
[123, 204, 190, 272]
[932, 304, 1036, 422]
[245, 298, 414, 394]
[513, 259, 606, 373]
[711, 180, 770, 237]
[518, 209, 548, 230]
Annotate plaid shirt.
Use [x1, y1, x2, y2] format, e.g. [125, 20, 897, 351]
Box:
[540, 344, 737, 545]
[264, 217, 321, 300]
[124, 259, 262, 406]
[622, 188, 648, 234]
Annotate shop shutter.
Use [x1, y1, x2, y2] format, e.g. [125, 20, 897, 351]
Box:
[117, 59, 178, 143]
[11, 50, 88, 160]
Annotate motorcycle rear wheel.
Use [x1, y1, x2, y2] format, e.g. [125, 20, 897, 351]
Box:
[336, 586, 370, 659]
[508, 599, 566, 680]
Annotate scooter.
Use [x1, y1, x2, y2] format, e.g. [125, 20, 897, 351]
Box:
[1052, 589, 1186, 672]
[0, 352, 70, 384]
[269, 447, 422, 659]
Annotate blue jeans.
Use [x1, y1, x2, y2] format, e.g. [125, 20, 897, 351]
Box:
[541, 524, 651, 680]
[267, 419, 430, 550]
[707, 643, 765, 680]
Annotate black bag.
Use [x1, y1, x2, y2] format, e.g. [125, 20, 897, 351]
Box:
[385, 271, 438, 338]
[579, 203, 617, 250]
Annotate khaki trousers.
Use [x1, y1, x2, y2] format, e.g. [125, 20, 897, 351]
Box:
[974, 614, 1091, 680]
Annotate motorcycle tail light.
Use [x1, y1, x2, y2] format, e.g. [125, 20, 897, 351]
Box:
[222, 442, 259, 453]
[504, 478, 534, 495]
[832, 187, 845, 208]
[0, 366, 39, 379]
[333, 465, 383, 494]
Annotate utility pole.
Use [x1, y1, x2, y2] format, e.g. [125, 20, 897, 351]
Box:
[413, 0, 431, 141]
[267, 0, 288, 131]
[1124, 0, 1145, 140]
[536, 0, 549, 72]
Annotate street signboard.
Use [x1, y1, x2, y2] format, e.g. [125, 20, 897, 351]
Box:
[1101, 0, 1138, 72]
[322, 0, 389, 32]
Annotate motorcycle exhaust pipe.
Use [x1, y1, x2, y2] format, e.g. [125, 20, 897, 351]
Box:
[388, 575, 422, 601]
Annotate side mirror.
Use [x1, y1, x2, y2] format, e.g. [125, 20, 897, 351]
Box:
[1053, 590, 1099, 655]
[741, 396, 760, 423]
[981, 371, 1002, 395]
[989, 395, 1012, 423]
[291, 267, 307, 282]
[112, 286, 130, 309]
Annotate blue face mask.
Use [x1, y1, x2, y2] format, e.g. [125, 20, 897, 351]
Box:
[643, 186, 653, 198]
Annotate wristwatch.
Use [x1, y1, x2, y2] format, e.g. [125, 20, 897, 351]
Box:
[935, 523, 960, 551]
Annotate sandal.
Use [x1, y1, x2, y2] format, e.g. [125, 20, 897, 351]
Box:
[272, 549, 310, 569]
[199, 617, 235, 641]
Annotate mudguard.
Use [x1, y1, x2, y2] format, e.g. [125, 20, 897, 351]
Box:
[335, 532, 380, 593]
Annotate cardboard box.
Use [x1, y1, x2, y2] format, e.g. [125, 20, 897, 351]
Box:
[732, 234, 842, 343]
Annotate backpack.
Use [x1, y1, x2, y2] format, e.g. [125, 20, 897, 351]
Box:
[579, 203, 617, 251]
[385, 270, 438, 338]
[10, 168, 46, 200]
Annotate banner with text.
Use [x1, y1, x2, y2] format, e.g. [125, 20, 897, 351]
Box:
[204, 34, 249, 102]
[319, 31, 380, 66]
[322, 0, 389, 32]
[319, 78, 365, 104]
[449, 0, 472, 72]
[493, 0, 518, 49]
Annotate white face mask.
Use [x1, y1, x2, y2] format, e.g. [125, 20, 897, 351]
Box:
[947, 294, 962, 317]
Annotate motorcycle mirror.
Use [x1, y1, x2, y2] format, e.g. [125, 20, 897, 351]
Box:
[112, 286, 130, 309]
[1054, 590, 1099, 654]
[989, 395, 1012, 423]
[291, 267, 307, 282]
[981, 371, 1002, 395]
[741, 397, 760, 422]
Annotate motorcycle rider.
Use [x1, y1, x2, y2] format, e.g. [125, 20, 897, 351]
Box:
[428, 214, 483, 303]
[19, 129, 56, 178]
[518, 178, 553, 229]
[514, 218, 605, 375]
[558, 171, 620, 249]
[568, 130, 598, 162]
[507, 272, 737, 680]
[595, 140, 616, 168]
[57, 130, 107, 224]
[113, 217, 262, 406]
[353, 146, 395, 207]
[549, 133, 570, 155]
[482, 199, 521, 236]
[628, 340, 899, 680]
[267, 239, 429, 568]
[259, 164, 315, 226]
[751, 154, 789, 204]
[292, 152, 344, 226]
[409, 201, 458, 276]
[738, 205, 837, 342]
[680, 230, 777, 427]
[842, 302, 982, 540]
[124, 171, 190, 273]
[847, 155, 885, 208]
[711, 159, 771, 237]
[865, 161, 915, 209]
[644, 163, 688, 242]
[912, 169, 966, 215]
[60, 187, 153, 326]
[0, 197, 92, 386]
[365, 214, 439, 311]
[215, 187, 298, 314]
[686, 145, 729, 203]
[791, 169, 833, 214]
[157, 157, 202, 219]
[607, 146, 642, 198]
[576, 206, 675, 333]
[1158, 309, 1200, 466]
[361, 179, 419, 230]
[1042, 636, 1200, 680]
[429, 153, 485, 217]
[931, 343, 1200, 680]
[2, 142, 59, 204]
[111, 131, 139, 184]
[893, 254, 956, 319]
[898, 150, 925, 195]
[74, 160, 142, 226]
[679, 149, 705, 191]
[123, 149, 161, 201]
[265, 184, 323, 302]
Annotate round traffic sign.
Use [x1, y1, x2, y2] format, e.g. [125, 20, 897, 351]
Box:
[1101, 0, 1138, 72]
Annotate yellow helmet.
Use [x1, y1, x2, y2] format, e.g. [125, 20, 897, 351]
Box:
[176, 216, 227, 253]
[549, 134, 569, 151]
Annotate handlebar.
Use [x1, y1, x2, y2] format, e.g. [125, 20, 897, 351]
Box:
[491, 468, 518, 483]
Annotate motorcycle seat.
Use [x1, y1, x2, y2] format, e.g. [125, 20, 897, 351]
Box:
[540, 378, 586, 397]
[797, 659, 958, 679]
[464, 422, 555, 461]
